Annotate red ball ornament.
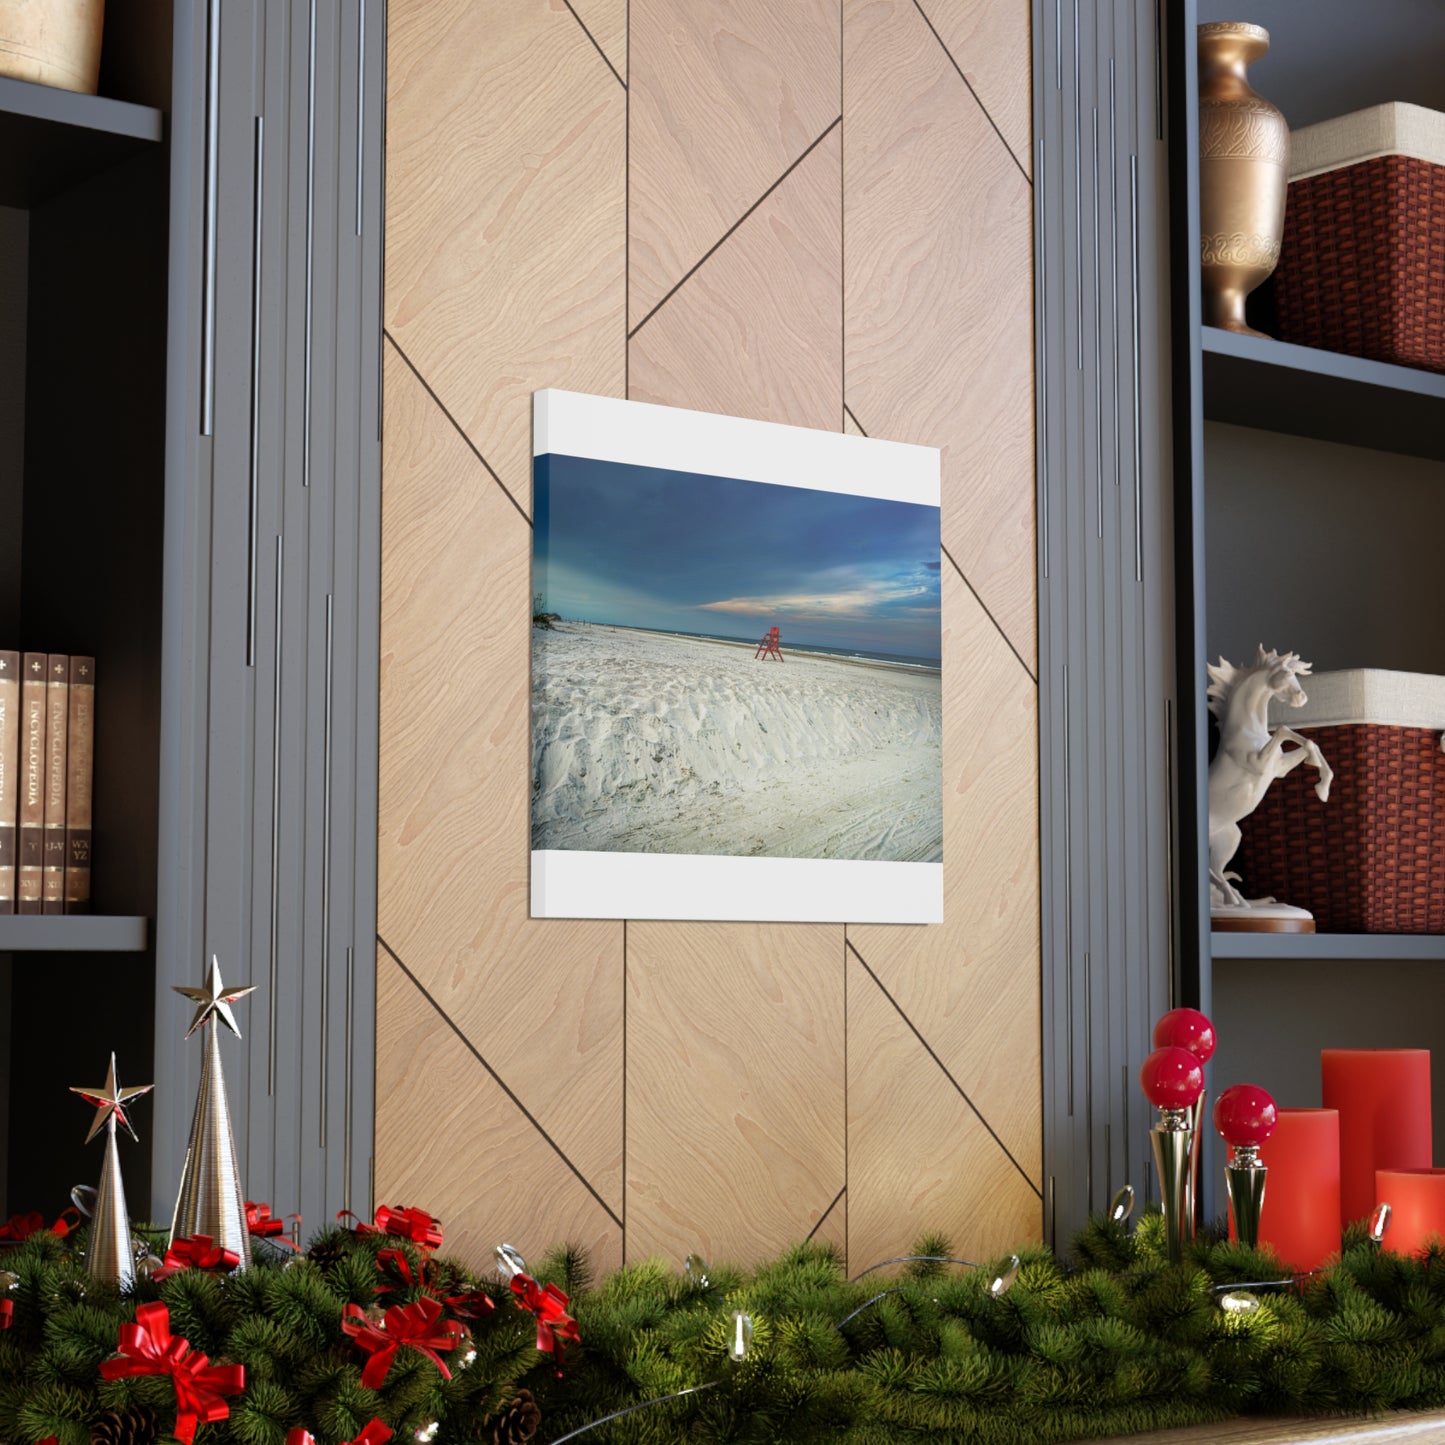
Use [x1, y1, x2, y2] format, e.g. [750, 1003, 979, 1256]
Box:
[1139, 1046, 1205, 1110]
[1152, 1007, 1217, 1064]
[1213, 1083, 1278, 1149]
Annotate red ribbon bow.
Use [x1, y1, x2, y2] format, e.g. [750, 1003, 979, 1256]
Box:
[245, 1201, 301, 1249]
[510, 1272, 581, 1366]
[98, 1301, 245, 1445]
[444, 1283, 497, 1322]
[0, 1211, 42, 1242]
[287, 1422, 392, 1445]
[340, 1204, 444, 1252]
[152, 1234, 242, 1281]
[0, 1208, 78, 1242]
[0, 1298, 12, 1331]
[376, 1246, 430, 1292]
[341, 1297, 465, 1389]
[373, 1246, 495, 1324]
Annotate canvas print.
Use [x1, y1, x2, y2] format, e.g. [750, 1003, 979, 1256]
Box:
[530, 390, 943, 924]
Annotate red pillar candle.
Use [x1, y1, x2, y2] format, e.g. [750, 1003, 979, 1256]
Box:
[1247, 1108, 1342, 1271]
[1321, 1048, 1431, 1226]
[1375, 1169, 1445, 1256]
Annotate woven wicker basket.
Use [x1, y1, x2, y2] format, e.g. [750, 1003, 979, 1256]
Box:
[1273, 103, 1445, 373]
[1233, 671, 1445, 933]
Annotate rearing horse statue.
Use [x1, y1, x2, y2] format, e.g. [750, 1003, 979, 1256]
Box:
[1207, 646, 1333, 910]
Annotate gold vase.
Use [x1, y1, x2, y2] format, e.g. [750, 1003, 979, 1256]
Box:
[1198, 22, 1289, 336]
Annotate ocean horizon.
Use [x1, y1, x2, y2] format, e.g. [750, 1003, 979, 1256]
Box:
[554, 618, 942, 672]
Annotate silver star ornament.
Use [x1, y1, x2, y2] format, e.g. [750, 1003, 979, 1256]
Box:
[174, 954, 257, 1039]
[70, 1052, 154, 1144]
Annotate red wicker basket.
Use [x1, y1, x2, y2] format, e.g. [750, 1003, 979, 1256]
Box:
[1234, 722, 1445, 933]
[1274, 154, 1445, 373]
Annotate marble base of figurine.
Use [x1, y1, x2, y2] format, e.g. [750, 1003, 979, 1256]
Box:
[1211, 902, 1316, 934]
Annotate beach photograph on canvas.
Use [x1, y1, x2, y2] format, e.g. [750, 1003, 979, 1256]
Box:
[531, 451, 943, 867]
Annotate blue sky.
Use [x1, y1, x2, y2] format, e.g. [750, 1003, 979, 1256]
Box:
[534, 455, 942, 660]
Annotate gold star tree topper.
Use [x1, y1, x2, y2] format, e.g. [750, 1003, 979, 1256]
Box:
[70, 1052, 153, 1144]
[174, 955, 257, 1039]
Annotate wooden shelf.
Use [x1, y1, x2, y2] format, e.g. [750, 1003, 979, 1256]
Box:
[0, 914, 148, 952]
[1202, 328, 1445, 463]
[0, 75, 163, 208]
[1212, 932, 1445, 962]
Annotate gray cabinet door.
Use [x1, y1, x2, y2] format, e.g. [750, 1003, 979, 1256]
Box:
[1034, 0, 1187, 1244]
[154, 0, 383, 1231]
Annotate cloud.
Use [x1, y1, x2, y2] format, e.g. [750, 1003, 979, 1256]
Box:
[698, 575, 936, 621]
[924, 560, 941, 571]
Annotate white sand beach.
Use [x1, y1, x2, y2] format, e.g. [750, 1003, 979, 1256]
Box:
[531, 623, 942, 862]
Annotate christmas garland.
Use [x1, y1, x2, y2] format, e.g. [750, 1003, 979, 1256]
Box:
[5, 1205, 1445, 1445]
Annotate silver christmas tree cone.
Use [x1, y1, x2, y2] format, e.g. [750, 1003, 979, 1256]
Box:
[1224, 1145, 1267, 1250]
[170, 956, 256, 1267]
[1150, 1110, 1195, 1264]
[71, 1053, 152, 1289]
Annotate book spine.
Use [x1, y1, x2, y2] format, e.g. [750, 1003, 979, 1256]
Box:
[65, 656, 94, 914]
[17, 652, 46, 914]
[42, 654, 68, 914]
[0, 650, 17, 912]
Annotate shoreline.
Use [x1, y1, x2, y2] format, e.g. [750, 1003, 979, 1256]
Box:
[559, 619, 942, 677]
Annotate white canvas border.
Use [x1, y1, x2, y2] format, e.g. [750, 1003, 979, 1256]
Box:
[530, 390, 943, 925]
[534, 389, 940, 506]
[532, 850, 943, 924]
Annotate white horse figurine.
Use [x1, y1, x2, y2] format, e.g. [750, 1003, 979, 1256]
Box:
[1207, 646, 1333, 910]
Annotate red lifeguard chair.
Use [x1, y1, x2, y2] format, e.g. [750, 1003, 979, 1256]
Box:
[754, 626, 784, 661]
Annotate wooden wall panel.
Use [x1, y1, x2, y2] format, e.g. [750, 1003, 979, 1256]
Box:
[629, 127, 842, 430]
[849, 567, 1042, 1181]
[385, 0, 625, 507]
[378, 350, 624, 1211]
[629, 0, 840, 327]
[378, 949, 623, 1274]
[917, 0, 1032, 173]
[569, 0, 627, 81]
[844, 0, 1036, 666]
[847, 951, 1040, 1270]
[812, 1190, 848, 1260]
[627, 924, 845, 1263]
[380, 0, 1039, 1278]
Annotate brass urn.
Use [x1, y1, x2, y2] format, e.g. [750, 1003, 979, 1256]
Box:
[1198, 22, 1289, 336]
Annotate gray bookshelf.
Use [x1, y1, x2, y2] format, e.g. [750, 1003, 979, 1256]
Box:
[1202, 329, 1445, 463]
[0, 916, 147, 953]
[1175, 0, 1445, 1209]
[1212, 933, 1445, 962]
[0, 74, 162, 207]
[0, 0, 383, 1232]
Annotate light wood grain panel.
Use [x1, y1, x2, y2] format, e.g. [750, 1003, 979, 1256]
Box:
[386, 0, 625, 508]
[378, 348, 624, 1211]
[849, 566, 1041, 1182]
[629, 0, 840, 328]
[811, 1190, 847, 1264]
[845, 0, 1036, 665]
[626, 922, 845, 1264]
[847, 951, 1040, 1271]
[568, 0, 626, 81]
[843, 409, 865, 435]
[376, 949, 623, 1277]
[630, 127, 841, 431]
[917, 0, 1031, 174]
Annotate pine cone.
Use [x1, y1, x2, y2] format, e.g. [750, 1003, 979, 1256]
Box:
[306, 1232, 349, 1271]
[486, 1389, 541, 1445]
[90, 1405, 159, 1445]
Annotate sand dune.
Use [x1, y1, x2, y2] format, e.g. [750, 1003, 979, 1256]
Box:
[531, 623, 943, 862]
